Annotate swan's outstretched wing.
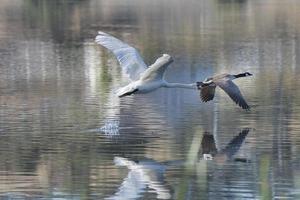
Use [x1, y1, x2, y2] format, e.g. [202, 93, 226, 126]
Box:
[109, 157, 171, 200]
[139, 54, 173, 82]
[215, 80, 250, 110]
[105, 170, 147, 200]
[95, 31, 147, 80]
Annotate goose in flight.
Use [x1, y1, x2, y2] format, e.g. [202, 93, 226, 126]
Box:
[95, 31, 197, 97]
[196, 72, 252, 110]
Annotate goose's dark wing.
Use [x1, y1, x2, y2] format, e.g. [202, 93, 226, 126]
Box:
[201, 133, 218, 155]
[220, 128, 250, 158]
[95, 31, 147, 81]
[200, 84, 216, 102]
[215, 80, 250, 110]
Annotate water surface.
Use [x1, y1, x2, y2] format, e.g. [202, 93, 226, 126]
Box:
[1, 0, 300, 199]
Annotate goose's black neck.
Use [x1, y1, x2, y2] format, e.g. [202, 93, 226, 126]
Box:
[234, 73, 247, 78]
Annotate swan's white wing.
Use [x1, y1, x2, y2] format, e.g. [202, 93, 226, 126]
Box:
[112, 157, 171, 200]
[95, 31, 147, 81]
[140, 54, 173, 82]
[106, 157, 146, 200]
[215, 80, 250, 110]
[105, 170, 147, 200]
[146, 172, 171, 199]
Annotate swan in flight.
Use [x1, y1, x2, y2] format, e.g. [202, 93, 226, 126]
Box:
[196, 72, 253, 110]
[95, 31, 197, 97]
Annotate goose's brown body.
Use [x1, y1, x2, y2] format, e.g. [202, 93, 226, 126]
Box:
[197, 72, 252, 110]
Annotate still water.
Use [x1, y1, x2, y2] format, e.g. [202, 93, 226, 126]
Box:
[1, 0, 300, 199]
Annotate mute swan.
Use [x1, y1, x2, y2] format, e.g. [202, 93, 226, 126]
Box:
[95, 31, 197, 97]
[106, 157, 171, 200]
[196, 72, 252, 110]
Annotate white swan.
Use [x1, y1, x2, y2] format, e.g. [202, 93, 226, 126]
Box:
[95, 31, 197, 97]
[106, 157, 171, 200]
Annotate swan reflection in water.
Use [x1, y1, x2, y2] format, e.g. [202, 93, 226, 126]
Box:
[107, 128, 251, 199]
[105, 157, 172, 200]
[201, 128, 251, 162]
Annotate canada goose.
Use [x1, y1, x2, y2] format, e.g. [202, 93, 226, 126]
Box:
[196, 72, 253, 110]
[201, 128, 251, 162]
[95, 32, 197, 97]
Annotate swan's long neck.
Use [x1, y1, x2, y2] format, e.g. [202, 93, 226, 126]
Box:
[164, 82, 197, 89]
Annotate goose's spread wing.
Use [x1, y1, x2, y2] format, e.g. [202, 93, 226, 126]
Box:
[221, 128, 250, 158]
[95, 31, 147, 81]
[215, 80, 250, 110]
[200, 85, 216, 102]
[201, 134, 218, 154]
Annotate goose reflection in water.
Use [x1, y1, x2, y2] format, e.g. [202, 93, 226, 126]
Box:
[106, 157, 172, 200]
[201, 128, 251, 162]
[107, 129, 251, 200]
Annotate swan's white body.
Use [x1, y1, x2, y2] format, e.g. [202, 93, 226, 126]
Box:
[95, 32, 196, 97]
[116, 54, 196, 97]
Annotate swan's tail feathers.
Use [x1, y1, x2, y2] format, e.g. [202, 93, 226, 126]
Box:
[116, 86, 139, 97]
[118, 89, 139, 97]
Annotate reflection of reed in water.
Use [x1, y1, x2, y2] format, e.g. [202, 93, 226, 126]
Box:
[200, 128, 251, 162]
